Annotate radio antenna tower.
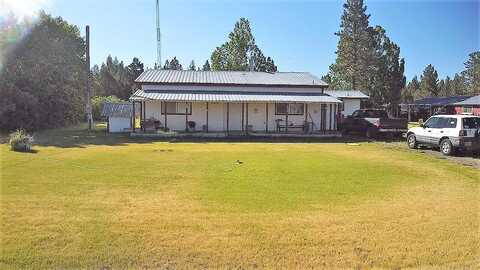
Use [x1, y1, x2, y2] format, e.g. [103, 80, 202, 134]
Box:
[156, 0, 161, 69]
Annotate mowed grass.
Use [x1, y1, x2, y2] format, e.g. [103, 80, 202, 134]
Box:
[1, 128, 479, 269]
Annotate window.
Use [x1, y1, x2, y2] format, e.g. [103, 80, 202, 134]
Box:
[275, 103, 304, 115]
[437, 118, 457, 128]
[463, 106, 473, 114]
[463, 117, 480, 129]
[162, 102, 192, 115]
[424, 117, 440, 128]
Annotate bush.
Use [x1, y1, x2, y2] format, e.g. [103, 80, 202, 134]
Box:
[91, 95, 123, 120]
[9, 129, 34, 152]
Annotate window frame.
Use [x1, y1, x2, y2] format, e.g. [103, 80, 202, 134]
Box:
[275, 103, 305, 115]
[161, 102, 192, 115]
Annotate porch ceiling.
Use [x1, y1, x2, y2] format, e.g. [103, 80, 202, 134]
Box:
[130, 90, 341, 103]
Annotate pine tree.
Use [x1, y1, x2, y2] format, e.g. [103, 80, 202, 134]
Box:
[461, 51, 479, 94]
[163, 57, 183, 70]
[202, 60, 211, 71]
[328, 0, 374, 90]
[210, 18, 277, 72]
[420, 64, 439, 97]
[403, 76, 420, 102]
[451, 73, 468, 95]
[188, 60, 196, 71]
[163, 60, 170, 70]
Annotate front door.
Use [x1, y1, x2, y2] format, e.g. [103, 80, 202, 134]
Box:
[208, 103, 224, 132]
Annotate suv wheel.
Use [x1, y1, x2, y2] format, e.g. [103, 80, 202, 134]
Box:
[407, 133, 417, 149]
[440, 139, 454, 156]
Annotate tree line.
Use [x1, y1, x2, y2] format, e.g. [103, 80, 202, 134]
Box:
[323, 0, 478, 111]
[0, 1, 478, 131]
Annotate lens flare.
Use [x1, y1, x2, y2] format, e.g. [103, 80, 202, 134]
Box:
[0, 0, 53, 71]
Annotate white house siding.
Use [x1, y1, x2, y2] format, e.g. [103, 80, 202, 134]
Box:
[142, 101, 336, 132]
[108, 117, 131, 132]
[341, 99, 361, 116]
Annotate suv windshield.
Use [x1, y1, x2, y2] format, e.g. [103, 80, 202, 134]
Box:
[462, 117, 480, 129]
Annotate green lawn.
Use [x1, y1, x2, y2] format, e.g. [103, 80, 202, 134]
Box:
[1, 126, 479, 269]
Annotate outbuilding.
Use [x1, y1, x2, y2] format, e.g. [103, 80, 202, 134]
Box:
[324, 90, 369, 117]
[453, 95, 480, 116]
[101, 102, 133, 133]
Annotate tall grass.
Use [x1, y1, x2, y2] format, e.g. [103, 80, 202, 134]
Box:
[8, 129, 33, 152]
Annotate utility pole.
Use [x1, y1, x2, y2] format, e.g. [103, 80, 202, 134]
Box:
[85, 25, 93, 130]
[156, 0, 161, 69]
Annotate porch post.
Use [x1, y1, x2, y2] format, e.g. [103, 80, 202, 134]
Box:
[132, 101, 136, 133]
[143, 101, 147, 132]
[140, 101, 144, 132]
[285, 111, 288, 133]
[329, 104, 333, 131]
[305, 103, 308, 133]
[185, 107, 188, 132]
[206, 102, 209, 133]
[242, 103, 245, 133]
[245, 103, 249, 134]
[334, 103, 337, 130]
[226, 102, 230, 135]
[163, 101, 168, 130]
[265, 103, 269, 133]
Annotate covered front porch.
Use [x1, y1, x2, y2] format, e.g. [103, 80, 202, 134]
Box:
[130, 90, 341, 137]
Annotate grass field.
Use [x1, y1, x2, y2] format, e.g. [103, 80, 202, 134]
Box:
[1, 126, 479, 269]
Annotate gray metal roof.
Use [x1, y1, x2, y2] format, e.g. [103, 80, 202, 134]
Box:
[101, 103, 132, 118]
[454, 95, 480, 106]
[325, 90, 369, 99]
[130, 90, 341, 103]
[135, 69, 328, 87]
[405, 95, 472, 106]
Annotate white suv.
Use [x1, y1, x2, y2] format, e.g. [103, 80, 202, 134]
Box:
[406, 115, 480, 155]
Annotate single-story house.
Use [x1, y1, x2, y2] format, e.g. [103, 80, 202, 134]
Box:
[101, 102, 133, 132]
[106, 69, 368, 137]
[324, 90, 369, 116]
[401, 95, 472, 121]
[453, 95, 480, 116]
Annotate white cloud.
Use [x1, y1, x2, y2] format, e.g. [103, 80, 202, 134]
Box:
[0, 0, 53, 19]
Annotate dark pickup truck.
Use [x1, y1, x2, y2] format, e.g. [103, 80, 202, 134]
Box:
[340, 109, 408, 138]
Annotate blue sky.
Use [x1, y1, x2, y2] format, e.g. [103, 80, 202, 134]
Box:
[21, 0, 480, 79]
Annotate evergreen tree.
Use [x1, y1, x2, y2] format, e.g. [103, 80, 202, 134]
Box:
[163, 57, 183, 70]
[420, 64, 440, 97]
[202, 60, 211, 71]
[210, 18, 277, 72]
[163, 59, 170, 70]
[403, 76, 420, 102]
[188, 60, 196, 71]
[328, 0, 374, 90]
[451, 73, 468, 95]
[461, 51, 479, 94]
[127, 57, 144, 81]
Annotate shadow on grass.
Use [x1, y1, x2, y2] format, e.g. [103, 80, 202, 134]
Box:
[26, 123, 411, 148]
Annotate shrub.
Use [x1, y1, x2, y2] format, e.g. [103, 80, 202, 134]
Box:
[9, 129, 34, 152]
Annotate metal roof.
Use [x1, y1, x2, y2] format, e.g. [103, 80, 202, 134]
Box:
[101, 103, 133, 118]
[325, 90, 369, 99]
[408, 96, 472, 106]
[130, 90, 341, 103]
[135, 69, 328, 87]
[454, 95, 480, 106]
